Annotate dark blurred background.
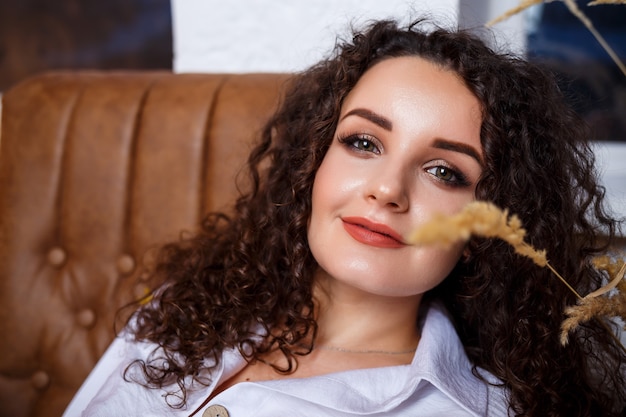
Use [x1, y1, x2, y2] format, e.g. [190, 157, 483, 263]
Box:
[0, 0, 172, 92]
[527, 0, 626, 141]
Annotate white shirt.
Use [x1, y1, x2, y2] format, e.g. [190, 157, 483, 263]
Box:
[63, 302, 509, 416]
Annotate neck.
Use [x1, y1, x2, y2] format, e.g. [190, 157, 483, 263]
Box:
[313, 344, 417, 355]
[311, 269, 422, 354]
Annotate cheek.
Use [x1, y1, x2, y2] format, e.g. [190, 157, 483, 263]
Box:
[308, 154, 348, 260]
[308, 163, 330, 241]
[310, 151, 350, 214]
[410, 242, 465, 289]
[436, 242, 465, 279]
[310, 166, 328, 219]
[315, 145, 370, 197]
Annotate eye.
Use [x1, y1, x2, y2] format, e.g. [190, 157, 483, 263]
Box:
[426, 165, 471, 187]
[431, 166, 454, 181]
[338, 134, 381, 155]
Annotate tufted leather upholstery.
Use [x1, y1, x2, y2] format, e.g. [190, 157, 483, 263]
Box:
[0, 71, 290, 417]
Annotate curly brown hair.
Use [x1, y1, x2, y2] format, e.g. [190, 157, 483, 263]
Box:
[126, 19, 626, 415]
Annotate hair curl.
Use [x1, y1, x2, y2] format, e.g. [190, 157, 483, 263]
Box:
[126, 19, 626, 415]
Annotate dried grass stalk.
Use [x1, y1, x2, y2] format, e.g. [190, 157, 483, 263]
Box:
[561, 262, 626, 344]
[586, 262, 626, 299]
[408, 201, 626, 350]
[587, 0, 626, 5]
[408, 201, 547, 266]
[485, 0, 544, 27]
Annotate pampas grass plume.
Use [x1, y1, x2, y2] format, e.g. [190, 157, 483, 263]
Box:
[408, 201, 625, 350]
[408, 201, 547, 267]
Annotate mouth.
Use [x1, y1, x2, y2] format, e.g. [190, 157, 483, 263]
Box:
[341, 217, 406, 248]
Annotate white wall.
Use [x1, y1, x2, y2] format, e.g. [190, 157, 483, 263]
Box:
[591, 142, 626, 220]
[171, 0, 529, 74]
[458, 0, 527, 54]
[171, 0, 459, 73]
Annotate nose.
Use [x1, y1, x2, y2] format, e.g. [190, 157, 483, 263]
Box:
[366, 164, 410, 212]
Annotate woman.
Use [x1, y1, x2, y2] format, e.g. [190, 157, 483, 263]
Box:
[65, 19, 626, 416]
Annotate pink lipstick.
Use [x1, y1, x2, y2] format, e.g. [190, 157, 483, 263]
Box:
[341, 217, 406, 248]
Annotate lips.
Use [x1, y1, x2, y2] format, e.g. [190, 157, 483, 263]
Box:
[341, 217, 406, 248]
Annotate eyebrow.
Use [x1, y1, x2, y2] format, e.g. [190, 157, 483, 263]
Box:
[433, 138, 483, 165]
[341, 108, 393, 131]
[341, 107, 482, 165]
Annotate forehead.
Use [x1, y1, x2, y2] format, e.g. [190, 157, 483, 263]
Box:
[344, 56, 478, 112]
[340, 57, 483, 149]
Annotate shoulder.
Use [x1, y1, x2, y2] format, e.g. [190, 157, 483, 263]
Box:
[62, 333, 150, 415]
[63, 330, 244, 417]
[62, 333, 181, 416]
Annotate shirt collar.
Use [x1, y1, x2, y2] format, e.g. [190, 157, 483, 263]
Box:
[199, 301, 505, 416]
[409, 300, 491, 415]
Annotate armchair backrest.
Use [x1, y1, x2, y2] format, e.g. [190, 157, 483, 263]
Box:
[0, 71, 290, 417]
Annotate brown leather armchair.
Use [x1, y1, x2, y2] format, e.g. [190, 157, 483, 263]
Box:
[0, 71, 290, 417]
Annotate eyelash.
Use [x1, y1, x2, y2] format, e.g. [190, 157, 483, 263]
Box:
[337, 133, 381, 155]
[336, 133, 472, 188]
[425, 164, 471, 188]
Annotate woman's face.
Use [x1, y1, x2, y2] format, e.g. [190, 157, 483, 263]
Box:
[307, 56, 483, 298]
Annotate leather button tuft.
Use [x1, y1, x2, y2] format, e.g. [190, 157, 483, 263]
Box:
[31, 371, 50, 389]
[47, 247, 66, 267]
[116, 254, 136, 275]
[203, 405, 229, 417]
[76, 308, 96, 328]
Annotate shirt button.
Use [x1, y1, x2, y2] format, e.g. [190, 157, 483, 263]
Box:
[202, 404, 229, 417]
